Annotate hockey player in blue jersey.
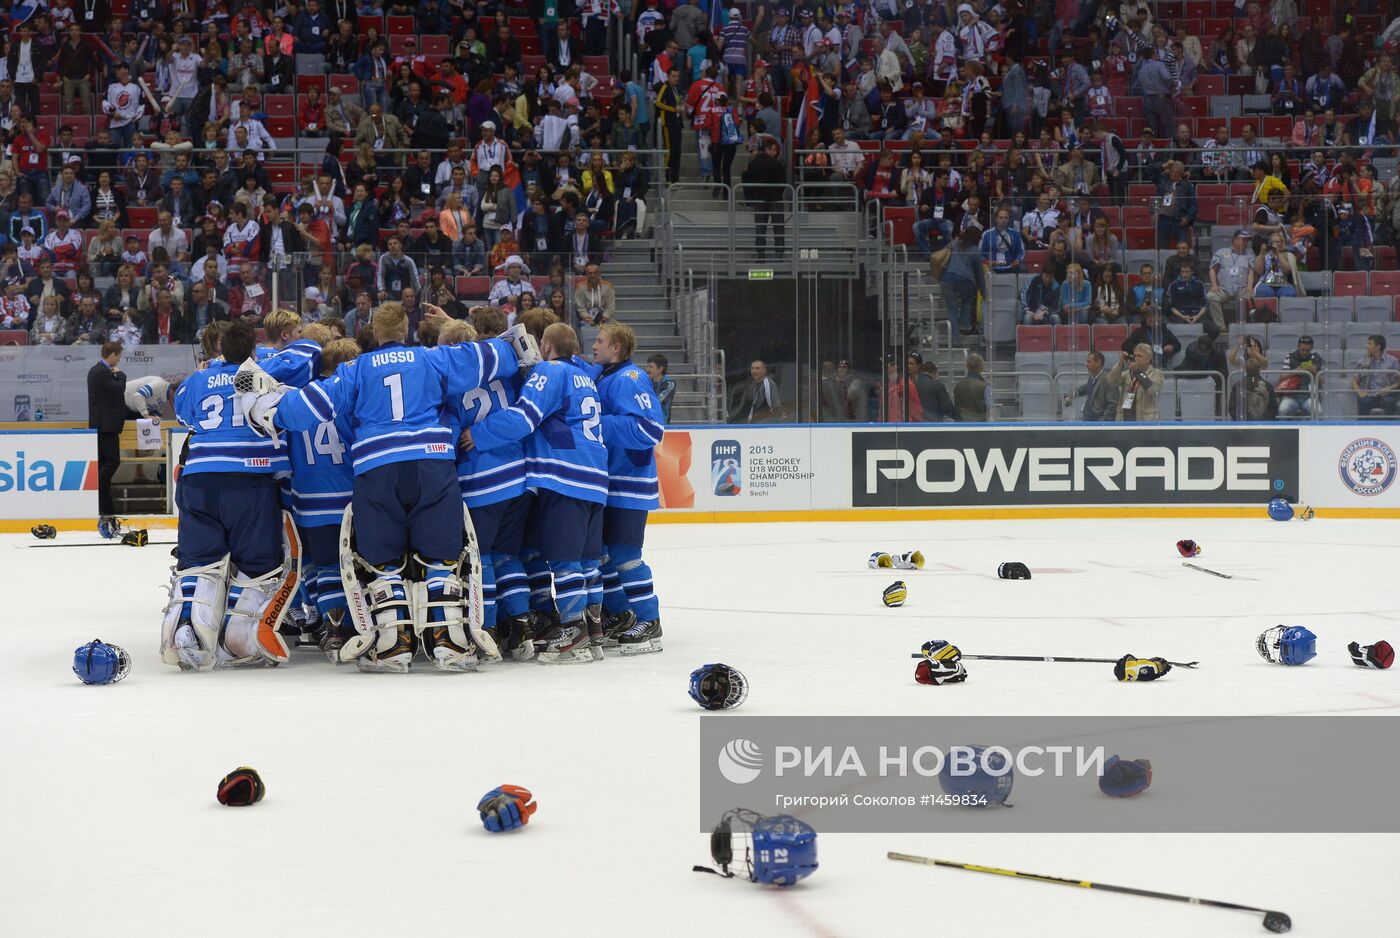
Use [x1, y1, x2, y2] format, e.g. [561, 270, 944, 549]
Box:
[257, 308, 322, 389]
[162, 320, 300, 671]
[442, 311, 536, 661]
[464, 321, 610, 664]
[241, 302, 538, 673]
[589, 323, 666, 654]
[283, 335, 361, 661]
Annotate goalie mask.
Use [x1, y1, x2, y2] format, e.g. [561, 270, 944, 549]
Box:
[689, 663, 749, 711]
[695, 809, 818, 886]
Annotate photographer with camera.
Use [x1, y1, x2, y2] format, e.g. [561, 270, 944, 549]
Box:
[1108, 343, 1162, 422]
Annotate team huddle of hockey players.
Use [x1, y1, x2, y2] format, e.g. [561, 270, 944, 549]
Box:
[159, 301, 665, 673]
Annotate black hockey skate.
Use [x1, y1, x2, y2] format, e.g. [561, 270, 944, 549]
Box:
[584, 603, 606, 652]
[534, 619, 597, 664]
[600, 609, 636, 649]
[318, 610, 355, 663]
[492, 613, 535, 662]
[615, 618, 663, 656]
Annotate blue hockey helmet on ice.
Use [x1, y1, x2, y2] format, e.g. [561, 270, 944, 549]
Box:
[748, 814, 818, 886]
[939, 745, 1014, 806]
[1267, 498, 1294, 521]
[688, 663, 749, 711]
[698, 809, 818, 887]
[72, 639, 131, 685]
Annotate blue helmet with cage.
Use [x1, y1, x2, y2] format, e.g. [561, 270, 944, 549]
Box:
[748, 814, 818, 886]
[688, 663, 749, 711]
[938, 745, 1014, 806]
[72, 639, 131, 685]
[1267, 498, 1294, 521]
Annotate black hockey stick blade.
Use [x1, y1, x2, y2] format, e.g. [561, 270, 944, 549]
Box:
[907, 653, 1199, 669]
[28, 540, 177, 548]
[886, 853, 1290, 932]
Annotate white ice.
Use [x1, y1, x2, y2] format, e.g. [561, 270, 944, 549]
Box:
[2, 518, 1397, 938]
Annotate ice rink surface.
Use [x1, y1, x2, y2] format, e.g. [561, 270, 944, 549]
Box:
[3, 517, 1398, 938]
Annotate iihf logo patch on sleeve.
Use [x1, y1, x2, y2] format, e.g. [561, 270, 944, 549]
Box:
[1339, 438, 1397, 497]
[711, 440, 742, 497]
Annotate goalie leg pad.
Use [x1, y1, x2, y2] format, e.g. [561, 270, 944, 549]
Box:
[413, 557, 483, 672]
[161, 556, 231, 671]
[219, 561, 300, 666]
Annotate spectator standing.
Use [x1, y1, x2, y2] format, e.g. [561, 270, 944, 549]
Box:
[1228, 353, 1277, 420]
[729, 359, 782, 423]
[1109, 344, 1162, 421]
[1207, 229, 1254, 333]
[646, 353, 675, 423]
[910, 353, 954, 421]
[1138, 47, 1176, 139]
[741, 137, 786, 261]
[953, 353, 990, 422]
[941, 227, 987, 343]
[885, 358, 922, 422]
[1066, 350, 1115, 421]
[87, 341, 127, 518]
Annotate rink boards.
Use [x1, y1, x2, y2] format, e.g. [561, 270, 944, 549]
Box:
[3, 423, 1399, 527]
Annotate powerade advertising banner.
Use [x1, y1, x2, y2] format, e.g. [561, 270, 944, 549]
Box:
[851, 427, 1301, 507]
[0, 431, 99, 518]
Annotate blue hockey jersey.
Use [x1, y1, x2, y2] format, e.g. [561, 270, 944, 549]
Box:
[286, 362, 357, 528]
[471, 358, 609, 505]
[257, 340, 321, 388]
[175, 360, 290, 476]
[274, 339, 519, 476]
[443, 371, 527, 508]
[595, 361, 665, 511]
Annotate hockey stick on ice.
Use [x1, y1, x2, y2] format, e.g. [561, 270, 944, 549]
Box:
[1181, 561, 1254, 580]
[28, 540, 177, 548]
[907, 653, 1200, 669]
[886, 853, 1291, 933]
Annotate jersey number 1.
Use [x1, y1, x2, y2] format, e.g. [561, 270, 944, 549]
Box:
[383, 373, 404, 421]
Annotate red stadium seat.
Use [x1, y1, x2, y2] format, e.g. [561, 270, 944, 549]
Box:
[508, 16, 533, 32]
[0, 329, 27, 345]
[583, 56, 609, 74]
[1127, 184, 1156, 209]
[127, 207, 157, 229]
[1262, 116, 1292, 138]
[1016, 326, 1052, 351]
[1334, 272, 1368, 297]
[1023, 250, 1047, 273]
[329, 74, 359, 96]
[1196, 116, 1227, 139]
[1053, 324, 1090, 352]
[265, 116, 296, 138]
[518, 36, 543, 55]
[456, 276, 490, 297]
[883, 206, 915, 245]
[1195, 75, 1224, 97]
[386, 15, 415, 34]
[1125, 227, 1155, 249]
[297, 74, 328, 96]
[264, 94, 294, 117]
[421, 36, 449, 57]
[1091, 324, 1127, 353]
[266, 163, 296, 186]
[1366, 271, 1400, 298]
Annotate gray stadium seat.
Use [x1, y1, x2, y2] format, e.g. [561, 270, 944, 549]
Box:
[1316, 297, 1356, 324]
[1230, 323, 1269, 350]
[1354, 297, 1392, 322]
[1298, 271, 1330, 296]
[1175, 376, 1218, 420]
[1344, 324, 1379, 357]
[987, 295, 1019, 344]
[1243, 94, 1273, 113]
[1010, 358, 1054, 419]
[1312, 324, 1345, 363]
[1278, 297, 1317, 322]
[1210, 96, 1243, 117]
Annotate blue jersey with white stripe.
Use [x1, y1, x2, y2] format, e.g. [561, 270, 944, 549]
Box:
[257, 340, 321, 388]
[273, 339, 518, 476]
[471, 358, 609, 505]
[286, 362, 357, 528]
[596, 361, 665, 510]
[175, 360, 289, 476]
[443, 369, 527, 508]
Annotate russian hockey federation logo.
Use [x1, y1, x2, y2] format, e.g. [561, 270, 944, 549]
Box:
[711, 439, 742, 497]
[1339, 438, 1397, 497]
[718, 738, 764, 784]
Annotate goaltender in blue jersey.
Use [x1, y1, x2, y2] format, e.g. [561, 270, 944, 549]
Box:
[589, 323, 665, 655]
[466, 321, 609, 664]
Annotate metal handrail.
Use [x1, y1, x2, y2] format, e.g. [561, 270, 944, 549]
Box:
[1223, 367, 1320, 420]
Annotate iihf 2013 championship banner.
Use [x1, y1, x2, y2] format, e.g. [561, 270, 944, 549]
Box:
[0, 345, 196, 423]
[0, 431, 99, 518]
[851, 426, 1301, 507]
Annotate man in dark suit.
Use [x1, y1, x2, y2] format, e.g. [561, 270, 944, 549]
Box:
[87, 341, 127, 518]
[547, 20, 584, 71]
[564, 210, 602, 274]
[6, 22, 53, 119]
